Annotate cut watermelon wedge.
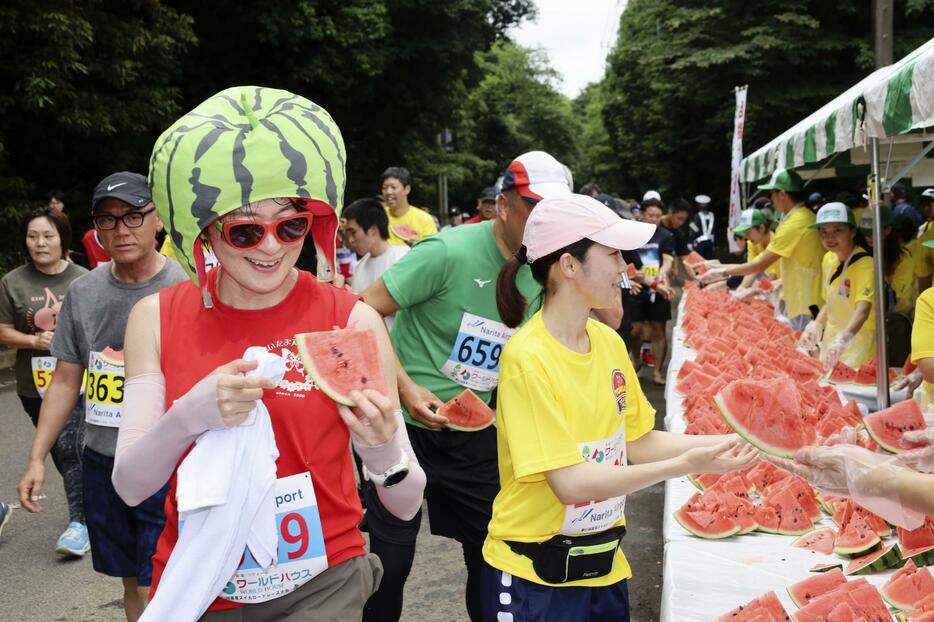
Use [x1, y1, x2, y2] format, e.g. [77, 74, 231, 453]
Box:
[793, 527, 837, 555]
[844, 543, 903, 575]
[882, 559, 934, 611]
[787, 568, 848, 607]
[438, 389, 495, 431]
[715, 377, 815, 458]
[863, 399, 927, 454]
[295, 328, 387, 407]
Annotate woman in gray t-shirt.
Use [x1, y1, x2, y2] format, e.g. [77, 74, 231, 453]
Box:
[0, 206, 88, 556]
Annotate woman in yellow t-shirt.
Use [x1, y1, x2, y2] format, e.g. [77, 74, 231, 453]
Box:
[859, 206, 917, 316]
[484, 194, 757, 622]
[902, 261, 934, 408]
[732, 208, 779, 298]
[798, 203, 875, 369]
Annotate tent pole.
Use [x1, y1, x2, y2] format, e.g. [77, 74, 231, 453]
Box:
[869, 137, 890, 410]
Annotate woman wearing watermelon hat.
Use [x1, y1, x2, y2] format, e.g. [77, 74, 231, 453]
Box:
[797, 202, 876, 370]
[486, 193, 758, 622]
[110, 87, 426, 621]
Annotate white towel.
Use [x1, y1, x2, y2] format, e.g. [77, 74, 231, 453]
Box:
[141, 347, 285, 622]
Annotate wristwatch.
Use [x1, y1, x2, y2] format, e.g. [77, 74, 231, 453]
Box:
[363, 450, 410, 488]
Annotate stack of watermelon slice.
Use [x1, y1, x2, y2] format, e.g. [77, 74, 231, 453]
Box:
[828, 358, 898, 387]
[785, 570, 893, 621]
[880, 560, 934, 616]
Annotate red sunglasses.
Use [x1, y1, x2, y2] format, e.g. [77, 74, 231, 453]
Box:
[215, 212, 313, 250]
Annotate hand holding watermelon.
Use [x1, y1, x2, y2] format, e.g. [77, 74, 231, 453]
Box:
[680, 437, 759, 475]
[399, 380, 447, 429]
[336, 389, 399, 447]
[820, 331, 854, 370]
[214, 359, 279, 428]
[797, 320, 823, 353]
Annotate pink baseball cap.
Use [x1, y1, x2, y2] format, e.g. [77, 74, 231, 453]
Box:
[501, 151, 572, 204]
[524, 194, 657, 262]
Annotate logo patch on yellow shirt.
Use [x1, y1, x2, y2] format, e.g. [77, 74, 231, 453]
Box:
[611, 369, 626, 414]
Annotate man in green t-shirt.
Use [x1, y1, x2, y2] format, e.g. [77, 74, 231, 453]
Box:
[360, 151, 572, 622]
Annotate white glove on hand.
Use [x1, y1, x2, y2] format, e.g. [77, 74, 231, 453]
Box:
[899, 419, 934, 473]
[698, 267, 728, 285]
[797, 320, 823, 353]
[820, 331, 854, 370]
[767, 444, 926, 529]
[731, 287, 757, 301]
[893, 369, 923, 393]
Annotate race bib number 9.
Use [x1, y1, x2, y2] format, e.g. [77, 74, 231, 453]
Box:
[440, 313, 516, 392]
[221, 472, 328, 604]
[85, 350, 125, 427]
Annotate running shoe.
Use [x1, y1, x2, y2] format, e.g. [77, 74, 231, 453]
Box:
[0, 501, 10, 540]
[641, 350, 656, 367]
[56, 521, 90, 556]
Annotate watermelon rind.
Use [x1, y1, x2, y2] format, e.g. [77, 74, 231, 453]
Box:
[713, 393, 796, 458]
[98, 346, 124, 367]
[809, 563, 843, 573]
[673, 508, 741, 540]
[900, 545, 934, 567]
[845, 543, 903, 575]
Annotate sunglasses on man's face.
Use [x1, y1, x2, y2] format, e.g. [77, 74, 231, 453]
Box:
[215, 212, 313, 250]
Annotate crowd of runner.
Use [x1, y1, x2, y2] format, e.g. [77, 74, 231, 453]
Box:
[0, 86, 931, 622]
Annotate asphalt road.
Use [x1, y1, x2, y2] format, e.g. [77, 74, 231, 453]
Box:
[0, 370, 667, 622]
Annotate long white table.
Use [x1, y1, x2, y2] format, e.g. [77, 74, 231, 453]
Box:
[658, 296, 895, 622]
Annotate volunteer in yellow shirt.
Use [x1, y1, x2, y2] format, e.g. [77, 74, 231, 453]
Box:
[484, 194, 757, 621]
[732, 208, 779, 297]
[916, 189, 934, 293]
[700, 169, 823, 329]
[907, 250, 934, 408]
[797, 203, 875, 369]
[859, 206, 916, 316]
[380, 166, 438, 246]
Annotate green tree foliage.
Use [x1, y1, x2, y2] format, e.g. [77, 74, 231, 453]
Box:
[408, 41, 581, 214]
[0, 0, 533, 269]
[597, 0, 934, 203]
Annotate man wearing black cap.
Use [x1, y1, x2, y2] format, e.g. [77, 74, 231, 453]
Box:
[463, 187, 498, 224]
[890, 182, 924, 227]
[18, 172, 186, 621]
[442, 206, 463, 231]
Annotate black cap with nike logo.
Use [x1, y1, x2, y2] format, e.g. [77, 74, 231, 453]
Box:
[91, 171, 152, 213]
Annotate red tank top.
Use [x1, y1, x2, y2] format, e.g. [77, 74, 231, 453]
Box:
[149, 269, 364, 612]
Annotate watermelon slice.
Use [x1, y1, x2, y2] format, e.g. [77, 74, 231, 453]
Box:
[898, 518, 934, 563]
[844, 543, 903, 575]
[853, 358, 897, 386]
[757, 278, 773, 292]
[792, 579, 890, 622]
[295, 328, 387, 407]
[389, 223, 419, 241]
[438, 389, 495, 432]
[98, 346, 124, 366]
[673, 506, 741, 539]
[834, 514, 882, 557]
[900, 594, 934, 621]
[715, 376, 816, 458]
[882, 560, 934, 611]
[793, 527, 837, 555]
[827, 362, 858, 384]
[715, 591, 790, 622]
[863, 399, 927, 454]
[787, 568, 848, 607]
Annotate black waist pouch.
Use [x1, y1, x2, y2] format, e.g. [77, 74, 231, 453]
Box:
[506, 526, 626, 584]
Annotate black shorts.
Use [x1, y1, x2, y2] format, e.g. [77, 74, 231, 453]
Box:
[83, 448, 168, 584]
[625, 293, 671, 323]
[366, 423, 499, 548]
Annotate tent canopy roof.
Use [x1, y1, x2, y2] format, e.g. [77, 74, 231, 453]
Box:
[741, 37, 934, 183]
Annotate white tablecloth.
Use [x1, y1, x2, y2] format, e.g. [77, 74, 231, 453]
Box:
[658, 296, 894, 622]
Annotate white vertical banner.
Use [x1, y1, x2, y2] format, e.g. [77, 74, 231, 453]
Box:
[727, 85, 748, 254]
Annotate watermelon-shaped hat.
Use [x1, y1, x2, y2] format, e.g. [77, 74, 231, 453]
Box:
[149, 86, 346, 307]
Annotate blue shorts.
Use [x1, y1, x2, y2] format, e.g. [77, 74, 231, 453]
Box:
[82, 448, 168, 585]
[481, 561, 630, 622]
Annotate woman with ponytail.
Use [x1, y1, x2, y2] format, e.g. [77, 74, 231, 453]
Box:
[482, 194, 758, 622]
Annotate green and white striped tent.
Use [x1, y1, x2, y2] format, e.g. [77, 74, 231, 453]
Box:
[741, 36, 934, 183]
